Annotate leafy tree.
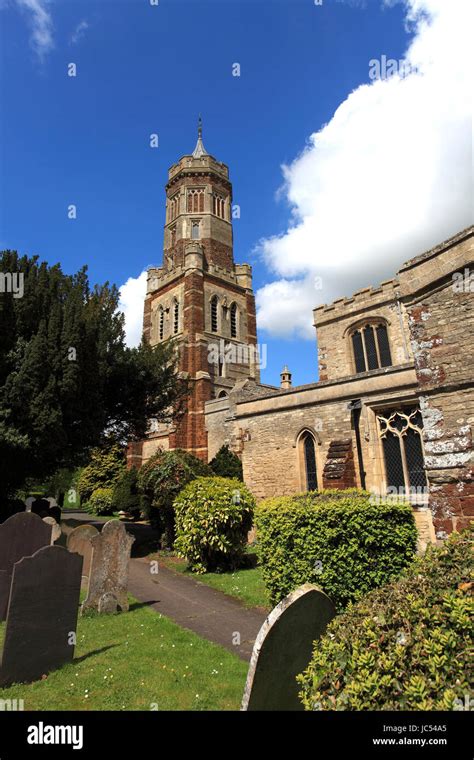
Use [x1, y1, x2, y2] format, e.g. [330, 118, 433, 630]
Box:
[77, 442, 126, 502]
[209, 444, 243, 480]
[0, 251, 187, 508]
[138, 449, 211, 547]
[112, 467, 141, 518]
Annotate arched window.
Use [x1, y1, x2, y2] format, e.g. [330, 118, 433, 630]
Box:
[173, 299, 179, 335]
[350, 321, 392, 373]
[217, 390, 228, 399]
[158, 307, 164, 341]
[377, 407, 427, 503]
[211, 296, 218, 333]
[230, 303, 238, 338]
[187, 189, 205, 213]
[303, 433, 318, 491]
[191, 220, 200, 240]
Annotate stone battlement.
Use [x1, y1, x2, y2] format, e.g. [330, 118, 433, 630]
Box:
[313, 277, 399, 324]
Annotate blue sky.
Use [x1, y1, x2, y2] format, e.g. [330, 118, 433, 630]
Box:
[0, 0, 471, 386]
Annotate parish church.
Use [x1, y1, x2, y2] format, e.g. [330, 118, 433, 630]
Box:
[127, 125, 474, 544]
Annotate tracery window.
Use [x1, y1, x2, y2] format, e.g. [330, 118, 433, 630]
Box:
[377, 407, 427, 495]
[350, 322, 392, 373]
[212, 193, 226, 219]
[187, 189, 205, 213]
[168, 193, 180, 222]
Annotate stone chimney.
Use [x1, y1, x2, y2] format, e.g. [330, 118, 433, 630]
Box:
[280, 365, 292, 390]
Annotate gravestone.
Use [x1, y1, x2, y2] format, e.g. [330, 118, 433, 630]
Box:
[82, 520, 135, 614]
[43, 516, 62, 544]
[67, 524, 99, 589]
[0, 545, 82, 686]
[0, 512, 53, 622]
[241, 584, 336, 711]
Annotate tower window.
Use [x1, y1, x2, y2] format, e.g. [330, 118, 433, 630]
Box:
[377, 407, 427, 497]
[170, 225, 176, 248]
[230, 303, 237, 338]
[211, 296, 218, 333]
[159, 307, 164, 341]
[191, 220, 200, 240]
[212, 193, 226, 219]
[350, 322, 392, 373]
[187, 189, 205, 213]
[168, 193, 180, 222]
[173, 300, 179, 335]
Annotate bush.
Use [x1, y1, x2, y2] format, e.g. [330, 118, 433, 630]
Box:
[112, 467, 141, 519]
[209, 445, 243, 480]
[298, 530, 473, 711]
[255, 489, 417, 611]
[174, 476, 255, 573]
[85, 487, 114, 516]
[138, 449, 211, 547]
[77, 443, 125, 503]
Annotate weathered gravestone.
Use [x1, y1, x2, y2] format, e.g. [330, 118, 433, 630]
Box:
[0, 512, 53, 622]
[241, 583, 336, 711]
[67, 524, 99, 589]
[0, 545, 82, 686]
[81, 520, 135, 614]
[43, 516, 62, 544]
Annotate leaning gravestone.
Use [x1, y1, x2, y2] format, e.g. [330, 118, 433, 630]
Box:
[0, 512, 53, 622]
[0, 545, 83, 686]
[81, 520, 135, 614]
[67, 524, 99, 589]
[241, 584, 337, 711]
[43, 516, 62, 544]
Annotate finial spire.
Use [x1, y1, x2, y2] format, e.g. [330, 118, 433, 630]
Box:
[192, 115, 209, 159]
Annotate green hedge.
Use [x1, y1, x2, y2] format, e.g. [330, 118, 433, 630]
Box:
[298, 529, 473, 710]
[174, 477, 255, 573]
[255, 489, 417, 611]
[84, 487, 114, 516]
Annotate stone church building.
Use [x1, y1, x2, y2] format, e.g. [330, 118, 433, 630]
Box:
[128, 127, 473, 542]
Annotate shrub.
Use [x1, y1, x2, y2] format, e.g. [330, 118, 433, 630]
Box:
[112, 467, 141, 519]
[209, 445, 243, 481]
[298, 529, 473, 711]
[174, 476, 255, 573]
[77, 443, 125, 503]
[255, 489, 417, 611]
[85, 487, 114, 516]
[137, 449, 211, 547]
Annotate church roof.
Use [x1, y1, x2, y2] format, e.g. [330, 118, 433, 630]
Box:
[192, 116, 209, 158]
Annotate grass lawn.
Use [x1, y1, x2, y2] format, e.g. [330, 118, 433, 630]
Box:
[157, 549, 270, 611]
[0, 598, 247, 711]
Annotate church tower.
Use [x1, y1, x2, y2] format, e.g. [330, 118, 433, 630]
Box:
[132, 121, 260, 464]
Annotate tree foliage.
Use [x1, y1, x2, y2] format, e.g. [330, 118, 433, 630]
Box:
[0, 251, 187, 505]
[77, 442, 126, 503]
[209, 444, 243, 481]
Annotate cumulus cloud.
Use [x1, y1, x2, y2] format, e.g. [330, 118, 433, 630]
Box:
[119, 271, 148, 348]
[15, 0, 54, 60]
[256, 0, 473, 339]
[70, 19, 89, 45]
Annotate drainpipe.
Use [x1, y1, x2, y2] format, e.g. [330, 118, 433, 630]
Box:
[348, 398, 366, 490]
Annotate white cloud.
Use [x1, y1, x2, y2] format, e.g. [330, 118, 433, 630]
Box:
[15, 0, 54, 60]
[70, 19, 89, 45]
[119, 271, 147, 348]
[256, 0, 473, 339]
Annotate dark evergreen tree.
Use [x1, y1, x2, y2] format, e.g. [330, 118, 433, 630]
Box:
[0, 251, 187, 507]
[209, 444, 243, 481]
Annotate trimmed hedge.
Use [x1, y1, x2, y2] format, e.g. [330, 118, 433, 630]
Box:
[174, 476, 255, 573]
[298, 529, 473, 711]
[138, 449, 211, 547]
[255, 489, 417, 612]
[112, 467, 141, 518]
[84, 487, 114, 516]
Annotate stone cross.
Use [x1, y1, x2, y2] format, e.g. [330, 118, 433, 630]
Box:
[241, 584, 336, 711]
[81, 520, 135, 614]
